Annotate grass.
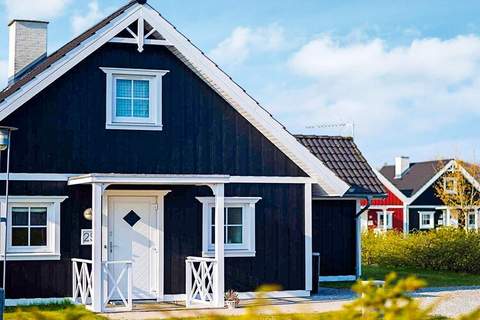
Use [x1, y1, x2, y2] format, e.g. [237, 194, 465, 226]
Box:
[4, 301, 106, 320]
[321, 265, 480, 289]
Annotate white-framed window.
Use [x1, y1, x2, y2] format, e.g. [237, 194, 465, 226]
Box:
[100, 67, 169, 131]
[1, 196, 67, 260]
[468, 211, 478, 230]
[377, 211, 393, 230]
[419, 211, 435, 229]
[443, 177, 457, 194]
[196, 197, 261, 257]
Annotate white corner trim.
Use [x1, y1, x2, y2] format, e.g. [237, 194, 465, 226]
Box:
[5, 297, 74, 307]
[319, 275, 356, 282]
[304, 183, 312, 291]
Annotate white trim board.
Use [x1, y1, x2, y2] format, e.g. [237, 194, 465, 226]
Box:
[319, 275, 356, 282]
[373, 168, 408, 203]
[0, 3, 349, 197]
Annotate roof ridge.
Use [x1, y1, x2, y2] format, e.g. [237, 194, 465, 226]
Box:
[294, 134, 354, 140]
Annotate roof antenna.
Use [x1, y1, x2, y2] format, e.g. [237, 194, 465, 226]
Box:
[305, 121, 355, 139]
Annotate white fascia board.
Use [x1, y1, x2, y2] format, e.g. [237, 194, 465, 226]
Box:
[0, 4, 143, 120]
[68, 173, 231, 185]
[374, 168, 408, 203]
[458, 164, 480, 192]
[408, 160, 456, 204]
[142, 5, 349, 197]
[0, 2, 348, 196]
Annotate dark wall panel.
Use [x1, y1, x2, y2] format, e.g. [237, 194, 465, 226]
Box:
[408, 208, 445, 232]
[1, 43, 305, 178]
[312, 200, 356, 276]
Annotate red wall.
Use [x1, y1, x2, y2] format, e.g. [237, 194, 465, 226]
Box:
[363, 188, 405, 232]
[361, 189, 403, 206]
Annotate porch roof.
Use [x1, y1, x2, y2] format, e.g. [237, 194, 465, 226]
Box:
[67, 173, 231, 186]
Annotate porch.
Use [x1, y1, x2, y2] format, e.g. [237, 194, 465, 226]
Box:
[68, 174, 231, 313]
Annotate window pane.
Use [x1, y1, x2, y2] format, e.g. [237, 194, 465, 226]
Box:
[116, 98, 132, 117]
[116, 79, 132, 98]
[133, 80, 149, 98]
[30, 207, 47, 226]
[227, 226, 242, 244]
[12, 207, 28, 226]
[227, 208, 242, 225]
[12, 227, 28, 246]
[30, 227, 47, 246]
[132, 99, 149, 118]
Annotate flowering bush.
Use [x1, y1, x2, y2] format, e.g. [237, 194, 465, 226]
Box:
[362, 228, 480, 273]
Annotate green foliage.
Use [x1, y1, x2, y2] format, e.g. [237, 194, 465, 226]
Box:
[362, 228, 480, 273]
[5, 305, 106, 320]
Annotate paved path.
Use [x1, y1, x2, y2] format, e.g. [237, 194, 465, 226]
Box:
[104, 286, 480, 319]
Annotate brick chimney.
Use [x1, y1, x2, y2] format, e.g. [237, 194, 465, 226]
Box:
[394, 156, 410, 179]
[8, 20, 48, 83]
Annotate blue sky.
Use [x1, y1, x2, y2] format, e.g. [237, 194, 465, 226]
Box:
[1, 0, 480, 167]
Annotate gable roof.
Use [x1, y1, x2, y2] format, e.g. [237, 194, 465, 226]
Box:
[0, 0, 350, 196]
[379, 159, 452, 198]
[295, 135, 386, 197]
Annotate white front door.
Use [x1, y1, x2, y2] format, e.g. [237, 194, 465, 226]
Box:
[108, 196, 160, 300]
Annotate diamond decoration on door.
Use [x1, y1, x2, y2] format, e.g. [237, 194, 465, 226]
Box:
[123, 210, 141, 227]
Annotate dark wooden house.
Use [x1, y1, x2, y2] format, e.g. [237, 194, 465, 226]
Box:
[0, 0, 384, 312]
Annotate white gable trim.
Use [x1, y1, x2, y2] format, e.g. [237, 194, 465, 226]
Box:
[407, 160, 456, 204]
[374, 169, 408, 203]
[0, 4, 349, 196]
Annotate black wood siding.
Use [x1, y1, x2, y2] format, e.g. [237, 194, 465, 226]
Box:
[408, 208, 445, 232]
[2, 182, 305, 298]
[1, 43, 305, 177]
[411, 184, 444, 206]
[312, 200, 356, 276]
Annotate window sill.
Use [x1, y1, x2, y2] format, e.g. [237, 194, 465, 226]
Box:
[202, 250, 255, 258]
[1, 253, 61, 261]
[106, 123, 163, 131]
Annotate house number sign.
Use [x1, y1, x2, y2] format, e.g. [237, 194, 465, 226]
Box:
[81, 229, 93, 245]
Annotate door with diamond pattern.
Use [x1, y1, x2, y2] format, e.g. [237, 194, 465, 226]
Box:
[108, 196, 159, 300]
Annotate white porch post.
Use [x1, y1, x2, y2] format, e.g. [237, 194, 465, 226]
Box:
[213, 183, 225, 308]
[382, 208, 387, 231]
[91, 183, 103, 312]
[304, 183, 312, 291]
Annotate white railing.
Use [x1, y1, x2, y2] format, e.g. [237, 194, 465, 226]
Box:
[103, 260, 133, 312]
[185, 256, 217, 308]
[72, 259, 132, 312]
[72, 259, 93, 307]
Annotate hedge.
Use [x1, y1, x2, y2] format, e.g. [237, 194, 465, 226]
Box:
[362, 227, 480, 274]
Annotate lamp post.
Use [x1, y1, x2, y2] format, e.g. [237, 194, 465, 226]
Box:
[0, 126, 17, 315]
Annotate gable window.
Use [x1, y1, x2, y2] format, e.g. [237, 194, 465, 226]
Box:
[2, 196, 67, 260]
[377, 211, 393, 230]
[443, 177, 457, 195]
[419, 211, 435, 229]
[197, 197, 261, 257]
[101, 67, 169, 131]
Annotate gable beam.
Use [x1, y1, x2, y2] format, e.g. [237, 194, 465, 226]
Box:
[109, 37, 171, 46]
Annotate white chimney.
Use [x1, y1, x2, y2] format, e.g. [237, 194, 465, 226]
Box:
[8, 20, 48, 83]
[395, 156, 410, 179]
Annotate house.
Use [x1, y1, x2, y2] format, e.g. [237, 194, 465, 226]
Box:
[0, 0, 385, 312]
[366, 157, 480, 233]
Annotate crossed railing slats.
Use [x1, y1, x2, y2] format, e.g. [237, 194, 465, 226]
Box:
[185, 256, 217, 307]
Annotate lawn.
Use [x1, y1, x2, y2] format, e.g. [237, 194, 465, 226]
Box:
[4, 302, 106, 320]
[321, 265, 480, 289]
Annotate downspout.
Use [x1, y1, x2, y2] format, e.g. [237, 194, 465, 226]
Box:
[355, 196, 373, 279]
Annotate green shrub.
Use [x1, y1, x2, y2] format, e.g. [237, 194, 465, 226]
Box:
[362, 228, 480, 273]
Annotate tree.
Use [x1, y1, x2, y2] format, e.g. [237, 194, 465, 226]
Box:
[434, 159, 480, 228]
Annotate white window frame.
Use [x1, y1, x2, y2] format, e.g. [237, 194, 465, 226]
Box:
[419, 211, 435, 229]
[467, 211, 478, 230]
[0, 196, 67, 260]
[377, 211, 393, 230]
[100, 67, 169, 131]
[196, 197, 261, 257]
[443, 177, 457, 195]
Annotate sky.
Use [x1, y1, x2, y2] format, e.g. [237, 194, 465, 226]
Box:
[1, 0, 480, 167]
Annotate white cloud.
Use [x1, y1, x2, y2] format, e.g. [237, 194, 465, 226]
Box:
[262, 34, 480, 164]
[4, 0, 70, 20]
[71, 1, 105, 35]
[209, 24, 286, 66]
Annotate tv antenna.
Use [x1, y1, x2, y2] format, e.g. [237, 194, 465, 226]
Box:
[305, 121, 355, 139]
